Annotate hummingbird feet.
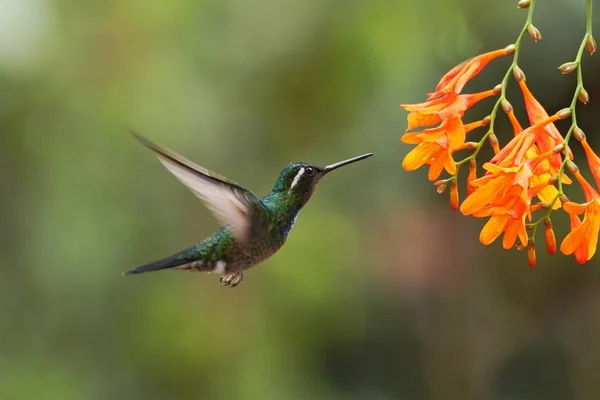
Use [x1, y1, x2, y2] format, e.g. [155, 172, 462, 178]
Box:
[220, 272, 243, 288]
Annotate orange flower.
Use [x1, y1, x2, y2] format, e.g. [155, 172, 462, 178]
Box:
[581, 138, 600, 190]
[490, 112, 562, 167]
[506, 110, 569, 208]
[428, 47, 512, 100]
[518, 79, 571, 168]
[560, 172, 600, 263]
[401, 89, 497, 130]
[461, 152, 554, 249]
[401, 118, 465, 180]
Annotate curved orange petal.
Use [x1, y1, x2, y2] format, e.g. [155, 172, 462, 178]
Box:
[563, 201, 587, 215]
[402, 142, 438, 171]
[480, 215, 509, 245]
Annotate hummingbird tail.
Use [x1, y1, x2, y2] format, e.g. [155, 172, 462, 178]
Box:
[123, 253, 189, 276]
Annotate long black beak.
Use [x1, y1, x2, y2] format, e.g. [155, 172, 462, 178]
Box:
[323, 153, 374, 173]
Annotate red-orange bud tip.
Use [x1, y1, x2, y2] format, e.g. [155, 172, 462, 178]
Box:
[501, 99, 513, 114]
[578, 87, 590, 104]
[436, 183, 447, 194]
[558, 61, 578, 74]
[538, 201, 551, 209]
[556, 108, 572, 119]
[512, 66, 526, 82]
[548, 176, 559, 185]
[553, 143, 566, 154]
[586, 36, 597, 55]
[566, 160, 579, 174]
[482, 115, 491, 126]
[504, 44, 516, 55]
[517, 0, 531, 8]
[527, 24, 542, 42]
[492, 84, 502, 95]
[449, 181, 459, 211]
[527, 242, 536, 267]
[544, 219, 556, 255]
[573, 127, 586, 141]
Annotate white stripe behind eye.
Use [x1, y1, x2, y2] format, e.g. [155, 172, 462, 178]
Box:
[288, 168, 305, 194]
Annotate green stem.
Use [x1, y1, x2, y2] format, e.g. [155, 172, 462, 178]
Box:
[456, 0, 537, 171]
[528, 0, 593, 233]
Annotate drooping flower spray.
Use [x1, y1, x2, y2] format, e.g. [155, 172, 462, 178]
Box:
[400, 0, 597, 266]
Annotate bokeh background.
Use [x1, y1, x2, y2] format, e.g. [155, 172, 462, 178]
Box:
[2, 0, 600, 399]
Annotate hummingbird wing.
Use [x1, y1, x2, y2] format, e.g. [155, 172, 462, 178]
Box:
[130, 130, 268, 243]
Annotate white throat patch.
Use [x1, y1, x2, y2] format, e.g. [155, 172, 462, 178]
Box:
[288, 168, 305, 194]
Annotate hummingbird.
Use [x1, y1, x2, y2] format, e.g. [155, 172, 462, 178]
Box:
[123, 131, 373, 287]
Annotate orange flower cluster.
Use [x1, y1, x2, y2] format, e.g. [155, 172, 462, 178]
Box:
[401, 44, 600, 266]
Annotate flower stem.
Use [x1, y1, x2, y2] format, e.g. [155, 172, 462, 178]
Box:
[528, 0, 593, 233]
[456, 0, 537, 171]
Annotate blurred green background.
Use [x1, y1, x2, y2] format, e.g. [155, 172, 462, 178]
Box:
[2, 0, 600, 399]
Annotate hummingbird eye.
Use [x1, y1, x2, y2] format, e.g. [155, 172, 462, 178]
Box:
[305, 166, 315, 176]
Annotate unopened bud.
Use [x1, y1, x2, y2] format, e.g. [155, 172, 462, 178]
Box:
[467, 160, 477, 196]
[518, 0, 530, 8]
[482, 115, 491, 126]
[544, 219, 556, 255]
[436, 182, 447, 194]
[504, 44, 516, 55]
[586, 35, 597, 55]
[566, 160, 579, 174]
[462, 142, 479, 150]
[558, 61, 578, 74]
[553, 143, 565, 153]
[527, 24, 542, 42]
[489, 133, 500, 154]
[512, 66, 526, 82]
[527, 242, 537, 267]
[556, 108, 572, 119]
[501, 99, 513, 113]
[578, 87, 590, 104]
[573, 127, 586, 141]
[559, 194, 570, 204]
[449, 181, 459, 211]
[492, 84, 502, 95]
[516, 243, 526, 251]
[548, 176, 559, 185]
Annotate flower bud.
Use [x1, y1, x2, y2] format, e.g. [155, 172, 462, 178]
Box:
[482, 115, 491, 126]
[512, 66, 526, 82]
[501, 99, 513, 114]
[527, 242, 537, 267]
[492, 84, 502, 95]
[544, 219, 556, 255]
[488, 133, 500, 154]
[548, 176, 559, 185]
[556, 108, 572, 119]
[462, 142, 479, 150]
[449, 181, 459, 211]
[537, 201, 551, 209]
[586, 35, 597, 55]
[436, 182, 447, 194]
[558, 62, 578, 74]
[467, 160, 477, 196]
[527, 24, 542, 42]
[566, 160, 579, 174]
[504, 44, 516, 55]
[559, 194, 570, 204]
[518, 0, 530, 8]
[573, 127, 586, 141]
[553, 143, 565, 153]
[578, 87, 590, 104]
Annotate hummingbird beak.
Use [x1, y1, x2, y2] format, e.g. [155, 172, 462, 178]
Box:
[322, 153, 374, 174]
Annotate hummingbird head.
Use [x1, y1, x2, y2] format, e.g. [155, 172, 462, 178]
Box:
[271, 153, 374, 207]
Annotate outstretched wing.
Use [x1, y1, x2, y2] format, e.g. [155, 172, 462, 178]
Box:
[130, 130, 267, 243]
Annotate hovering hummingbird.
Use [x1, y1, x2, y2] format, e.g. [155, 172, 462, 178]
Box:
[124, 131, 373, 287]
